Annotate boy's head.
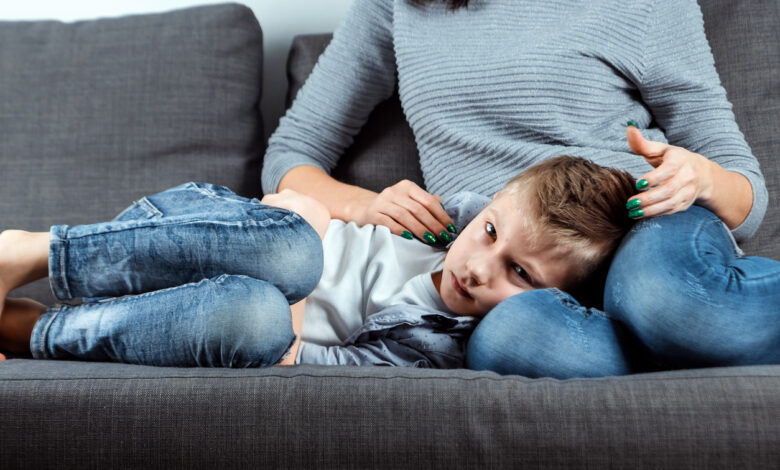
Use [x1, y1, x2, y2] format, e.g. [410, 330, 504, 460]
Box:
[435, 155, 637, 316]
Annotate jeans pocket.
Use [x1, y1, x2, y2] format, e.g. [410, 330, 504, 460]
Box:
[112, 197, 164, 221]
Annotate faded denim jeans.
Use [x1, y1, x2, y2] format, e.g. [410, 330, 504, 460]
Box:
[467, 205, 780, 378]
[30, 182, 323, 367]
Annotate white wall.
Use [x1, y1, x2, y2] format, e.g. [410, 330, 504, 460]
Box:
[0, 0, 354, 144]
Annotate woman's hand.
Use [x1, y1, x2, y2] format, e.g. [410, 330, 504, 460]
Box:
[261, 189, 331, 239]
[624, 125, 717, 220]
[350, 179, 456, 245]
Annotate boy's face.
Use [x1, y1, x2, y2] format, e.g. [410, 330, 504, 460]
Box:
[434, 192, 581, 317]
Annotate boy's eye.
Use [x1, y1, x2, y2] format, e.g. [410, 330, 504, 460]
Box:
[486, 221, 532, 284]
[513, 265, 531, 283]
[485, 222, 497, 238]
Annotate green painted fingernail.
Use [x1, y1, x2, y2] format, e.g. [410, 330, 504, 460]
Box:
[627, 120, 638, 128]
[626, 199, 641, 210]
[439, 231, 452, 243]
[447, 223, 457, 233]
[401, 231, 413, 240]
[423, 232, 437, 244]
[628, 209, 644, 218]
[636, 179, 649, 190]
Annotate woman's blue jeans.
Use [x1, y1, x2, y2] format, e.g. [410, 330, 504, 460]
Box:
[466, 205, 780, 378]
[30, 182, 323, 367]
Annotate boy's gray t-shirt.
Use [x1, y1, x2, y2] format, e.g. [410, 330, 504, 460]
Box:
[299, 219, 452, 353]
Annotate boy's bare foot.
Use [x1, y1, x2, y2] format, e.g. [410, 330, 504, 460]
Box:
[0, 230, 50, 320]
[0, 297, 47, 360]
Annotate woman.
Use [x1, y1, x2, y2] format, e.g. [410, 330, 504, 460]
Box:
[262, 0, 780, 377]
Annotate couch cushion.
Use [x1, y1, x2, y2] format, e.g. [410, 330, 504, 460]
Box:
[285, 0, 779, 259]
[1, 359, 779, 468]
[0, 4, 265, 303]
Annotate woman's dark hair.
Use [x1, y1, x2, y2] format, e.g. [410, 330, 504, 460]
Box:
[412, 0, 470, 11]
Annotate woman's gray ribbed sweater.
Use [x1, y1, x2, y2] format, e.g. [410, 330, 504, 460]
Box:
[262, 0, 767, 241]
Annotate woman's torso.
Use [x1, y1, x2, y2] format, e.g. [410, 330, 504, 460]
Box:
[393, 0, 660, 197]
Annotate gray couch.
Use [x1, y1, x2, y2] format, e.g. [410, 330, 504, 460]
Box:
[1, 2, 778, 468]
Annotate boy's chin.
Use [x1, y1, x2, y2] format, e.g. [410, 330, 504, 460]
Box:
[444, 298, 485, 318]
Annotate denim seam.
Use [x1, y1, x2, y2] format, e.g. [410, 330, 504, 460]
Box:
[546, 288, 612, 320]
[91, 274, 245, 305]
[34, 306, 62, 360]
[98, 274, 260, 306]
[60, 216, 303, 242]
[693, 219, 746, 277]
[113, 200, 142, 220]
[138, 197, 163, 218]
[50, 227, 74, 300]
[188, 183, 261, 206]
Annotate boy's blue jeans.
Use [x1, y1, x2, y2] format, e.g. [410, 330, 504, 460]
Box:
[467, 205, 780, 378]
[30, 182, 323, 367]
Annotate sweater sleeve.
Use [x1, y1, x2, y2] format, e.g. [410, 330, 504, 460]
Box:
[261, 0, 397, 195]
[637, 0, 768, 242]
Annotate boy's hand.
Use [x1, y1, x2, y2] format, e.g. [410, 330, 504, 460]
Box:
[350, 180, 455, 246]
[261, 189, 331, 239]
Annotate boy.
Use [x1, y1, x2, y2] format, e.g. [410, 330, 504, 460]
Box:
[0, 156, 637, 367]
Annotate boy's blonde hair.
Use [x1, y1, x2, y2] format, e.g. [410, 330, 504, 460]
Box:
[497, 155, 638, 285]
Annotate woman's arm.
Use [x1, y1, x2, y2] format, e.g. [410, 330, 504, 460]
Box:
[262, 1, 454, 242]
[278, 165, 376, 223]
[279, 165, 455, 243]
[261, 0, 396, 197]
[630, 0, 767, 241]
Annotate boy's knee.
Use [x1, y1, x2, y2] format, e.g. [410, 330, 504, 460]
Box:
[273, 219, 324, 302]
[204, 276, 296, 367]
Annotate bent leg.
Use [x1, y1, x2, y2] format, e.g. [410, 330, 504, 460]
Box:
[466, 288, 652, 378]
[50, 182, 322, 304]
[30, 274, 296, 367]
[605, 205, 780, 368]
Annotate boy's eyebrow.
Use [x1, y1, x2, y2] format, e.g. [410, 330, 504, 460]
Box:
[488, 207, 547, 288]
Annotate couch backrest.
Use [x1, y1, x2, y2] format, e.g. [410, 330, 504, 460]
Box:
[0, 4, 265, 302]
[285, 0, 779, 259]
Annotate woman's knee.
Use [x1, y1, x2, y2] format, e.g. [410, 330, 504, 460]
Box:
[604, 207, 780, 366]
[201, 275, 296, 367]
[466, 289, 639, 378]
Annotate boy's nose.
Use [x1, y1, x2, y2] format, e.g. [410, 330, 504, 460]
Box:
[467, 255, 493, 286]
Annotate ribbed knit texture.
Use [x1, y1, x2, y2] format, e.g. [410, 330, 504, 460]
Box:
[262, 0, 767, 241]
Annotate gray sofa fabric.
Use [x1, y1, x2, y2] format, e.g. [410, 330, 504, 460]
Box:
[1, 359, 779, 469]
[0, 3, 264, 304]
[0, 1, 779, 468]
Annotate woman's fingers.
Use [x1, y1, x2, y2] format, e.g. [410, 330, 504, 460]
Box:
[636, 154, 681, 191]
[374, 180, 455, 244]
[407, 184, 454, 230]
[626, 125, 668, 162]
[374, 201, 427, 237]
[629, 182, 697, 218]
[628, 163, 698, 219]
[395, 198, 451, 243]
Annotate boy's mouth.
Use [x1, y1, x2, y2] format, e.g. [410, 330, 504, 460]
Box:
[451, 273, 473, 299]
